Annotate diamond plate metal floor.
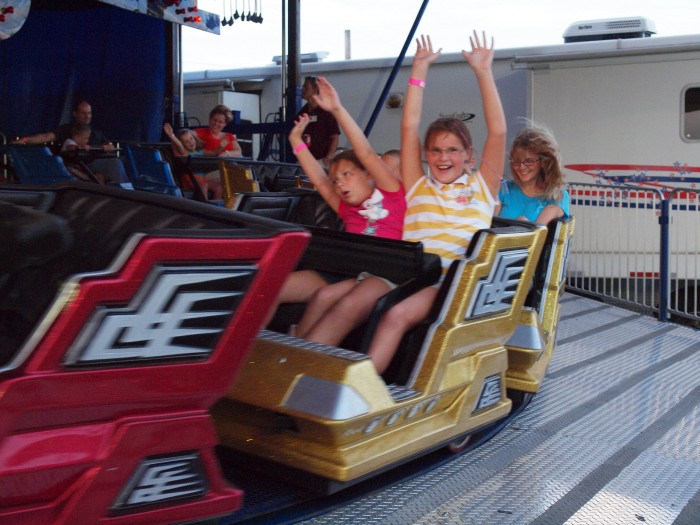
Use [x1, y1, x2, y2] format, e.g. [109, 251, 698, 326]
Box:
[300, 293, 700, 525]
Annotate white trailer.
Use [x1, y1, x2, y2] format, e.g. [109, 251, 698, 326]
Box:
[184, 21, 699, 184]
[184, 19, 700, 317]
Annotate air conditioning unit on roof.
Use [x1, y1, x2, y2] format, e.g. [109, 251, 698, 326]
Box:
[272, 52, 330, 65]
[563, 17, 656, 43]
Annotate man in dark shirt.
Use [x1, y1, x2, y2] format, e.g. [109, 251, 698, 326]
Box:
[14, 100, 128, 184]
[19, 100, 113, 150]
[297, 76, 340, 168]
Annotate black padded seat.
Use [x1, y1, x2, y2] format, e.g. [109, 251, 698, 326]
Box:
[189, 157, 306, 192]
[0, 200, 73, 273]
[0, 182, 303, 366]
[0, 199, 74, 365]
[234, 188, 343, 230]
[234, 191, 303, 222]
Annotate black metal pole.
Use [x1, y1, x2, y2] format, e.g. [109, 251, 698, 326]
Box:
[282, 0, 301, 162]
[658, 195, 670, 322]
[363, 0, 431, 137]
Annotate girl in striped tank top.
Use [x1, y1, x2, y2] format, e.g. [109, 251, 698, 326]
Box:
[367, 31, 508, 374]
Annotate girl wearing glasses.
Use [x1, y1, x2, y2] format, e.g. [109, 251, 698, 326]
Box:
[496, 123, 569, 224]
[365, 31, 507, 374]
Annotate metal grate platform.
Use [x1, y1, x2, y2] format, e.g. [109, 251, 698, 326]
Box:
[301, 293, 700, 525]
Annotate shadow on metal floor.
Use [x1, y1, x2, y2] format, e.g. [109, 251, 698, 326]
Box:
[299, 292, 700, 525]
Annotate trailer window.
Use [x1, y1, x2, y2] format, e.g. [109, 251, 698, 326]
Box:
[683, 86, 700, 141]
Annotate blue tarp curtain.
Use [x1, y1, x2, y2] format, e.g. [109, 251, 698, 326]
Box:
[0, 2, 166, 142]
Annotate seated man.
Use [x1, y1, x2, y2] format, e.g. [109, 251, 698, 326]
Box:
[14, 100, 129, 185]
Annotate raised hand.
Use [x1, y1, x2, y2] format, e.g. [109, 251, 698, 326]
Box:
[289, 114, 311, 142]
[313, 76, 341, 113]
[414, 34, 441, 69]
[462, 30, 494, 72]
[163, 122, 174, 138]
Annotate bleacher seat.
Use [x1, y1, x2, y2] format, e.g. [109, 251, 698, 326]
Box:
[219, 160, 261, 208]
[5, 145, 74, 184]
[123, 144, 182, 197]
[190, 157, 308, 192]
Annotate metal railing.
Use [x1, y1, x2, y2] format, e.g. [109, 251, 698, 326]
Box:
[566, 182, 700, 325]
[668, 188, 700, 324]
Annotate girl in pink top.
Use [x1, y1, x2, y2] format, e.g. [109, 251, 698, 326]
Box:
[270, 77, 405, 345]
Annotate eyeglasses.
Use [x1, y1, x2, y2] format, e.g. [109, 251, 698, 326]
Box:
[510, 157, 540, 167]
[427, 147, 466, 157]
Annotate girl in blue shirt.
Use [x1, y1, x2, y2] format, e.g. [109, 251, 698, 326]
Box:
[497, 123, 569, 225]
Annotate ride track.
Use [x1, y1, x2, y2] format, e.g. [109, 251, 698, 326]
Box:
[215, 392, 532, 524]
[210, 204, 575, 523]
[256, 293, 700, 525]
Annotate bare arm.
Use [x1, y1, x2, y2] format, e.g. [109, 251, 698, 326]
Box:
[315, 76, 400, 193]
[202, 134, 242, 157]
[535, 204, 565, 225]
[463, 31, 507, 199]
[289, 114, 340, 211]
[220, 135, 243, 157]
[163, 123, 189, 157]
[12, 131, 56, 145]
[401, 35, 441, 192]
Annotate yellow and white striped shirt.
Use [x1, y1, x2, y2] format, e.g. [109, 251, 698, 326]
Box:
[403, 171, 496, 274]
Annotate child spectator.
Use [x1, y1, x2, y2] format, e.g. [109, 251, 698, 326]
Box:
[164, 122, 199, 157]
[61, 122, 91, 152]
[60, 123, 105, 184]
[163, 122, 209, 199]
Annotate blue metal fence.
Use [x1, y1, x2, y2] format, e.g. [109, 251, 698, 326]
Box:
[566, 182, 700, 325]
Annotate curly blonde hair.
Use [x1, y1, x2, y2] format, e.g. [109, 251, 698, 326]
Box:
[509, 122, 565, 201]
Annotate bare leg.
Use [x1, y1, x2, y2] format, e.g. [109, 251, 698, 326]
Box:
[205, 170, 223, 200]
[196, 177, 209, 201]
[304, 277, 391, 346]
[208, 179, 223, 200]
[263, 270, 328, 327]
[296, 278, 355, 339]
[367, 286, 438, 374]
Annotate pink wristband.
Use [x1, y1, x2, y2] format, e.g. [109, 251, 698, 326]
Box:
[408, 77, 426, 88]
[293, 143, 309, 154]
